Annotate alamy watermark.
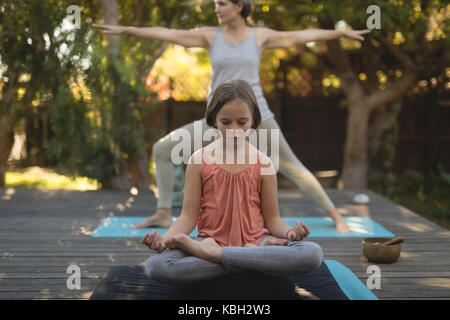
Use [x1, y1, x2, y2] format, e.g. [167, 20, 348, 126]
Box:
[169, 121, 280, 175]
[66, 5, 81, 29]
[367, 5, 381, 30]
[66, 264, 81, 290]
[367, 265, 381, 290]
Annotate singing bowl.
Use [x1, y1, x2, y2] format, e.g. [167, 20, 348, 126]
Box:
[362, 237, 401, 263]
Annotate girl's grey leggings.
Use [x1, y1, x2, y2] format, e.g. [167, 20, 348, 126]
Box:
[152, 117, 335, 213]
[145, 236, 324, 285]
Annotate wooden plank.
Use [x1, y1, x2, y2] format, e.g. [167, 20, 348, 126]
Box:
[380, 298, 450, 300]
[0, 291, 93, 299]
[0, 260, 148, 267]
[5, 250, 448, 257]
[1, 265, 448, 273]
[3, 240, 442, 248]
[369, 277, 450, 284]
[0, 273, 104, 279]
[352, 271, 450, 277]
[328, 265, 450, 272]
[1, 252, 152, 257]
[0, 264, 108, 270]
[371, 290, 450, 298]
[0, 279, 100, 291]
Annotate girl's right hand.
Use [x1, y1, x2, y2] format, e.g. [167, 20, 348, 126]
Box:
[92, 24, 126, 35]
[141, 231, 167, 252]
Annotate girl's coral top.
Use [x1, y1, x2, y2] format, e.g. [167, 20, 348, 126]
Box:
[197, 148, 269, 247]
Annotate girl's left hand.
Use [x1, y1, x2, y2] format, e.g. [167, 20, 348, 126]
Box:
[286, 221, 310, 241]
[342, 29, 371, 41]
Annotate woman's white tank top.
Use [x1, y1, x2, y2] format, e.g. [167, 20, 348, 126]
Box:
[207, 27, 275, 121]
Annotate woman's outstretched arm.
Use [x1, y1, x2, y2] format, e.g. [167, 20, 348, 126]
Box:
[92, 24, 215, 48]
[259, 27, 371, 50]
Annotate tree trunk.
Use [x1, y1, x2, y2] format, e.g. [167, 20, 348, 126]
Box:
[368, 101, 402, 169]
[326, 35, 417, 189]
[0, 115, 15, 188]
[426, 84, 439, 176]
[99, 0, 133, 190]
[0, 68, 20, 188]
[339, 103, 370, 189]
[326, 39, 369, 189]
[102, 165, 133, 190]
[129, 150, 150, 189]
[99, 0, 120, 57]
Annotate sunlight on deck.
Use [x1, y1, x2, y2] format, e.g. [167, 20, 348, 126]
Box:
[295, 286, 319, 300]
[400, 251, 421, 259]
[397, 206, 420, 218]
[81, 291, 93, 299]
[6, 167, 99, 191]
[417, 278, 450, 288]
[1, 188, 16, 200]
[395, 221, 434, 232]
[78, 226, 93, 236]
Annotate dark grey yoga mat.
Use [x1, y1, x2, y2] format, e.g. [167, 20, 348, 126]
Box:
[89, 262, 349, 300]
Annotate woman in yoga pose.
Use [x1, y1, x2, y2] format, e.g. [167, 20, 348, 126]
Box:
[94, 0, 370, 232]
[141, 80, 324, 284]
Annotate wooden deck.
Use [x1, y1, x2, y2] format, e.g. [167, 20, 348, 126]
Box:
[0, 187, 449, 300]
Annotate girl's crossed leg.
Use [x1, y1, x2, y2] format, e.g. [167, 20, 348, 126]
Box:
[145, 235, 323, 285]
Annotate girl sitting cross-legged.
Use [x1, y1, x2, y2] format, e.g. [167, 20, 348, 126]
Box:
[142, 79, 323, 285]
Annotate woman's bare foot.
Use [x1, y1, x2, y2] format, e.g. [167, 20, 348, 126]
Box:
[244, 243, 258, 248]
[329, 209, 350, 233]
[132, 208, 173, 229]
[335, 219, 350, 233]
[261, 236, 288, 246]
[168, 234, 223, 264]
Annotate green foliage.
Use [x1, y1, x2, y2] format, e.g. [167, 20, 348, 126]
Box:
[52, 31, 155, 184]
[369, 164, 450, 229]
[1, 0, 207, 186]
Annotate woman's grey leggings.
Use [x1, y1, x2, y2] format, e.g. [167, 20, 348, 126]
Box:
[145, 236, 324, 285]
[153, 117, 335, 213]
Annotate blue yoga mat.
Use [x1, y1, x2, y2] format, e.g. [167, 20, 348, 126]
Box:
[90, 216, 394, 238]
[90, 217, 197, 238]
[283, 216, 394, 238]
[324, 260, 378, 300]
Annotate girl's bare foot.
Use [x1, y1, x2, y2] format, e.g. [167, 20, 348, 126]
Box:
[261, 236, 288, 246]
[132, 208, 173, 229]
[168, 234, 223, 264]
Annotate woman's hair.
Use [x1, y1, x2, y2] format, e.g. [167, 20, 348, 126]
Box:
[230, 0, 254, 26]
[205, 79, 261, 129]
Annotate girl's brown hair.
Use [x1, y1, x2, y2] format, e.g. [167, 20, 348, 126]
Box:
[205, 79, 261, 129]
